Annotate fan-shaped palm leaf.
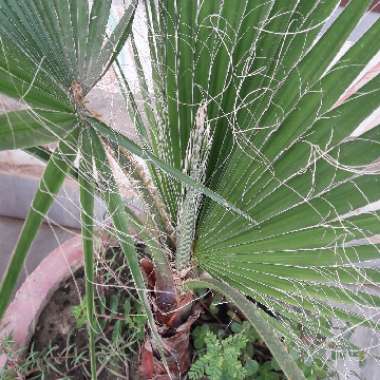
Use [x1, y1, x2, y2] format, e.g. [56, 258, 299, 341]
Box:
[131, 0, 380, 371]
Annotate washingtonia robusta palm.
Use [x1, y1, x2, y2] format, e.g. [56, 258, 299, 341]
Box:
[1, 1, 380, 379]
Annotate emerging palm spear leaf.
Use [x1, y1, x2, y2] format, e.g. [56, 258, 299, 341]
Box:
[1, 0, 380, 379]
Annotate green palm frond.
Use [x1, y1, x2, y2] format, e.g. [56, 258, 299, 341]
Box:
[132, 0, 380, 364]
[0, 0, 137, 95]
[0, 0, 136, 149]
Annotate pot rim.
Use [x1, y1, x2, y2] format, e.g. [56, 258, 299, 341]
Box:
[0, 235, 83, 371]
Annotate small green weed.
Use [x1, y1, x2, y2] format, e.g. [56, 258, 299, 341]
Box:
[189, 329, 248, 380]
[72, 300, 87, 329]
[190, 320, 329, 380]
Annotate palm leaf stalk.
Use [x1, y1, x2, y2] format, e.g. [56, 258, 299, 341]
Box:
[0, 1, 380, 379]
[79, 128, 97, 379]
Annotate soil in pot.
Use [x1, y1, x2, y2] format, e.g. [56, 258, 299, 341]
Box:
[1, 245, 328, 380]
[2, 245, 145, 379]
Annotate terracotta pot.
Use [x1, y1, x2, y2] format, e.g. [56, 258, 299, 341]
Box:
[0, 236, 84, 370]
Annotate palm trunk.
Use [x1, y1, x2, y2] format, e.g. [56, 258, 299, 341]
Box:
[138, 259, 201, 379]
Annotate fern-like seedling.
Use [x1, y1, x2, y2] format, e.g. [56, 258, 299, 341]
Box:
[176, 103, 211, 275]
[188, 331, 248, 380]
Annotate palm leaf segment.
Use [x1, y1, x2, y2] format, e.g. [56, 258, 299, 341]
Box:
[0, 0, 137, 316]
[140, 0, 380, 357]
[0, 0, 137, 149]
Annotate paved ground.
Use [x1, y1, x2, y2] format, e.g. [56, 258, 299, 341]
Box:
[0, 216, 79, 290]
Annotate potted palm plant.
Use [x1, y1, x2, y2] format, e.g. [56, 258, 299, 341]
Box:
[1, 0, 380, 379]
